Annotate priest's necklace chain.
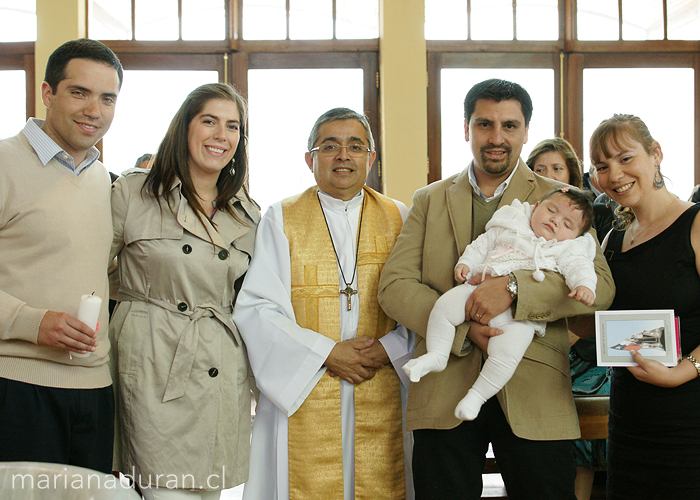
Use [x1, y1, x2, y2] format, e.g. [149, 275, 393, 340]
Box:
[317, 192, 365, 311]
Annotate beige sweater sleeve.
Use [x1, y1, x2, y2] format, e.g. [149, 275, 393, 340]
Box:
[0, 289, 48, 344]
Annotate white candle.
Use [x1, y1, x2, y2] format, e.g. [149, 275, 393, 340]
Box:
[72, 294, 102, 358]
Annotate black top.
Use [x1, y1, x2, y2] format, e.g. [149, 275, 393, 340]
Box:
[607, 203, 700, 357]
[607, 202, 700, 423]
[605, 203, 700, 496]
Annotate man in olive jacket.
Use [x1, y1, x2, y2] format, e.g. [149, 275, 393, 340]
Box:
[378, 79, 614, 500]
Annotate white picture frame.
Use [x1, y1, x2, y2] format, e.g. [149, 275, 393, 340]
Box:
[595, 310, 680, 367]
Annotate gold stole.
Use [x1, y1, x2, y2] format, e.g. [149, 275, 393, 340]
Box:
[282, 186, 406, 500]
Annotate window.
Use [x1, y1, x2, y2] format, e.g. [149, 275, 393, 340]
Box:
[242, 0, 379, 40]
[102, 69, 219, 175]
[0, 1, 37, 42]
[621, 0, 664, 40]
[0, 1, 36, 126]
[578, 0, 700, 41]
[88, 0, 226, 41]
[247, 67, 365, 210]
[668, 0, 700, 40]
[88, 0, 133, 40]
[0, 70, 27, 139]
[244, 50, 378, 207]
[583, 66, 695, 200]
[425, 0, 559, 41]
[89, 0, 378, 41]
[440, 67, 554, 180]
[426, 1, 700, 186]
[86, 1, 380, 199]
[577, 0, 620, 40]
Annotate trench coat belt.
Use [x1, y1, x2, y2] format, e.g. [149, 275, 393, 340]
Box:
[118, 288, 241, 403]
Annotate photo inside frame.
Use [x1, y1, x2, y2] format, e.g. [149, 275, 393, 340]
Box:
[595, 310, 679, 367]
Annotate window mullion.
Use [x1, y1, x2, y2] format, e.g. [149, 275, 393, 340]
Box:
[617, 0, 622, 41]
[286, 0, 291, 40]
[131, 0, 136, 40]
[662, 0, 668, 41]
[467, 0, 472, 40]
[332, 0, 337, 40]
[178, 0, 183, 40]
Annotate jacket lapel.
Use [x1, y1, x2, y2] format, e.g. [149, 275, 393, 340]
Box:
[226, 196, 260, 259]
[176, 198, 229, 249]
[446, 168, 473, 255]
[164, 180, 260, 253]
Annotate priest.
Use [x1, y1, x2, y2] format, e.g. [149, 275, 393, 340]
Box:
[234, 107, 414, 500]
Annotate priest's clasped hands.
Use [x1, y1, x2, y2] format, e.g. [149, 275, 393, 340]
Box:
[325, 337, 390, 384]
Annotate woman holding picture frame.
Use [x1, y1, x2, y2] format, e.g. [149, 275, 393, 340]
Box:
[589, 114, 700, 500]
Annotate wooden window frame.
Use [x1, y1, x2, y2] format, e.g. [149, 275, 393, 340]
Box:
[0, 42, 36, 120]
[566, 50, 700, 182]
[241, 50, 381, 190]
[426, 0, 700, 184]
[102, 43, 381, 190]
[427, 51, 562, 184]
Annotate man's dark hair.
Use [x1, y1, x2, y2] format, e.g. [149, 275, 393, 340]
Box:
[134, 153, 153, 169]
[44, 38, 123, 92]
[463, 78, 533, 126]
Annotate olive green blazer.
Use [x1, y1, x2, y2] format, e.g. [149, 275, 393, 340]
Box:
[378, 160, 615, 440]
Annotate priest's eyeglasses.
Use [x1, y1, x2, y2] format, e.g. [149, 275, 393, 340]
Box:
[310, 142, 372, 157]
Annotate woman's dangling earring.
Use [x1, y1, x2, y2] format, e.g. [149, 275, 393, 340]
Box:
[230, 157, 236, 176]
[653, 165, 664, 189]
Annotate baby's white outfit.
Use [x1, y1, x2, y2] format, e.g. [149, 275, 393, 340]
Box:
[403, 199, 598, 420]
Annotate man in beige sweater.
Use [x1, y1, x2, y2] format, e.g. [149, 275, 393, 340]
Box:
[0, 38, 122, 473]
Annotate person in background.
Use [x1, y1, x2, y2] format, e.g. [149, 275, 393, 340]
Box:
[527, 137, 583, 188]
[527, 138, 608, 500]
[585, 165, 618, 244]
[378, 78, 614, 500]
[110, 83, 259, 500]
[0, 38, 122, 473]
[582, 165, 602, 197]
[133, 153, 154, 170]
[589, 113, 700, 500]
[689, 184, 700, 203]
[234, 107, 415, 500]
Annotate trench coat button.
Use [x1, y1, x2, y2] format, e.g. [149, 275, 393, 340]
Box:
[208, 368, 219, 377]
[218, 249, 229, 260]
[177, 302, 188, 312]
[182, 244, 192, 254]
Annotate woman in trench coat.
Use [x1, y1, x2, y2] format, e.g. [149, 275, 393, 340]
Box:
[109, 83, 260, 500]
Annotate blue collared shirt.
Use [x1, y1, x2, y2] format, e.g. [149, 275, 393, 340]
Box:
[22, 118, 101, 175]
[467, 160, 520, 201]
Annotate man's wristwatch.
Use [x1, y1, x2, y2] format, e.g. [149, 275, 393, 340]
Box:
[506, 272, 518, 300]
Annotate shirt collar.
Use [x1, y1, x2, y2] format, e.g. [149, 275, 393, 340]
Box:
[317, 187, 364, 213]
[22, 118, 101, 175]
[467, 160, 520, 201]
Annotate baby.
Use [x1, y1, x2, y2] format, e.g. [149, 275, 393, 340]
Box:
[403, 187, 597, 421]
